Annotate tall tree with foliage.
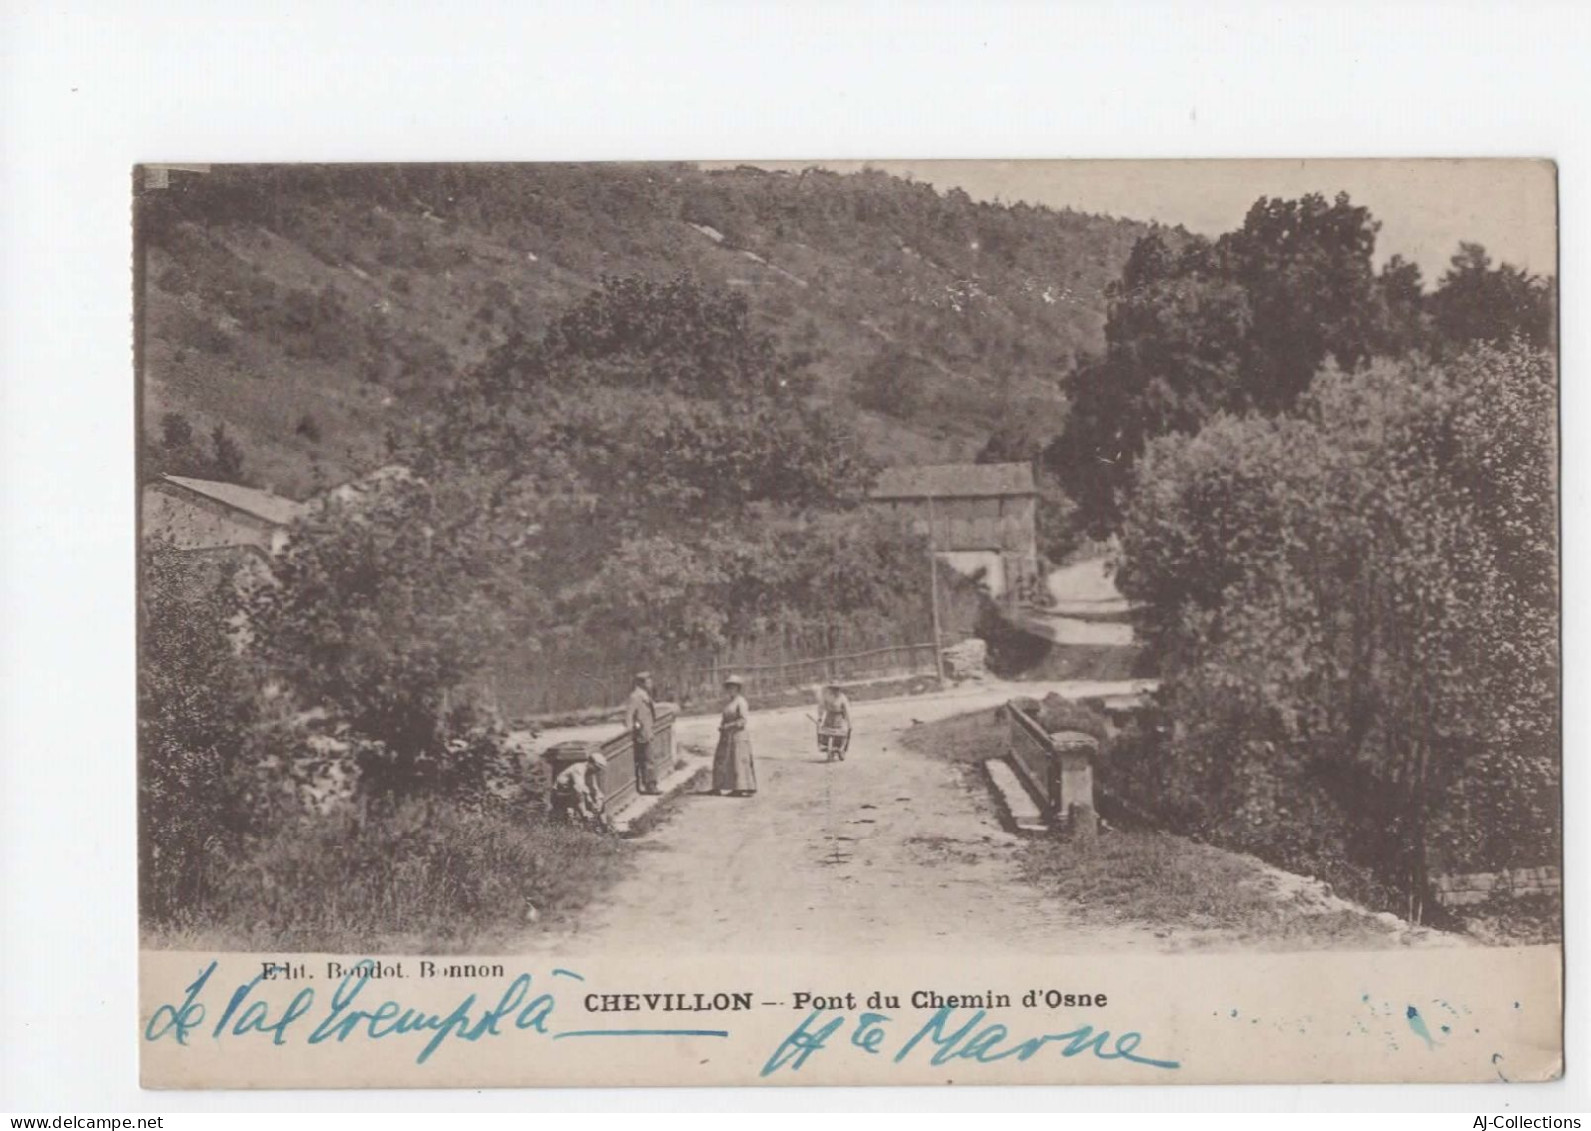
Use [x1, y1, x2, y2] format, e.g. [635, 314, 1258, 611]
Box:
[1115, 343, 1557, 917]
[1429, 242, 1556, 352]
[245, 274, 936, 747]
[404, 274, 926, 661]
[246, 476, 536, 797]
[418, 274, 872, 530]
[1048, 193, 1435, 534]
[138, 541, 261, 918]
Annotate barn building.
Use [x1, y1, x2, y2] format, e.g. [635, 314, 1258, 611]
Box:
[869, 462, 1040, 599]
[142, 474, 307, 557]
[140, 163, 212, 190]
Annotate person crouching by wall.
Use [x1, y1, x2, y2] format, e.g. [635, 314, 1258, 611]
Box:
[712, 676, 757, 797]
[552, 750, 612, 832]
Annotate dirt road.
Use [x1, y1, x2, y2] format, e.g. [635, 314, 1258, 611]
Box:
[516, 681, 1170, 956]
[1032, 556, 1136, 645]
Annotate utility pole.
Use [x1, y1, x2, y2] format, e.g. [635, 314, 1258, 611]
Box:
[927, 494, 946, 683]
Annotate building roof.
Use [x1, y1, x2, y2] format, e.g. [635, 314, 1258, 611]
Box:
[158, 475, 307, 526]
[871, 462, 1036, 500]
[141, 165, 213, 190]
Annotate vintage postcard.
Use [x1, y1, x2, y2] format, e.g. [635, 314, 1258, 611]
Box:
[135, 159, 1561, 1088]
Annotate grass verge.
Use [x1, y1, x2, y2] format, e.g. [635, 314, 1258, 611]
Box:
[901, 708, 1418, 950]
[142, 798, 629, 954]
[898, 707, 1011, 765]
[1017, 831, 1393, 948]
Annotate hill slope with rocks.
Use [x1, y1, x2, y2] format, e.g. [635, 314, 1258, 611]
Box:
[137, 162, 1172, 496]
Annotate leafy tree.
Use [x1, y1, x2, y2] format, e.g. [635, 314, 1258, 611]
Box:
[246, 476, 537, 799]
[1115, 343, 1557, 916]
[1374, 254, 1430, 357]
[1049, 194, 1396, 534]
[419, 274, 872, 534]
[565, 509, 930, 660]
[728, 510, 932, 644]
[976, 415, 1052, 466]
[564, 533, 730, 657]
[161, 411, 195, 452]
[1221, 193, 1384, 401]
[138, 541, 260, 919]
[1429, 242, 1555, 352]
[390, 273, 928, 695]
[211, 424, 246, 482]
[141, 412, 251, 484]
[414, 273, 876, 543]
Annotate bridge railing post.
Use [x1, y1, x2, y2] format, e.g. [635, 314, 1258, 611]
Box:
[1005, 698, 1101, 836]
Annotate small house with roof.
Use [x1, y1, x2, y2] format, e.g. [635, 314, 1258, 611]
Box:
[142, 464, 419, 560]
[142, 474, 308, 558]
[869, 462, 1040, 598]
[140, 164, 213, 190]
[141, 474, 309, 622]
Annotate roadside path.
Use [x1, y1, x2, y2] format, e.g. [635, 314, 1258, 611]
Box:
[515, 680, 1173, 956]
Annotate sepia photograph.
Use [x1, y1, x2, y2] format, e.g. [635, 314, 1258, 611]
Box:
[9, 0, 1591, 1110]
[131, 158, 1561, 1086]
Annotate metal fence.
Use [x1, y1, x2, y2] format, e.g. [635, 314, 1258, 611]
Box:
[671, 642, 941, 704]
[490, 638, 942, 720]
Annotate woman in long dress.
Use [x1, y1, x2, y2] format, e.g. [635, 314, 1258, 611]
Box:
[712, 676, 757, 797]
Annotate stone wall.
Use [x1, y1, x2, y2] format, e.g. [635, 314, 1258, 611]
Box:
[941, 637, 987, 681]
[542, 705, 679, 813]
[1432, 866, 1561, 907]
[1005, 700, 1099, 836]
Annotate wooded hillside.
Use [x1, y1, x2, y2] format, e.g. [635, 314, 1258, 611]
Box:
[138, 163, 1166, 495]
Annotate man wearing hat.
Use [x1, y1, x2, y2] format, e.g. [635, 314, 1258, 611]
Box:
[626, 671, 660, 795]
[552, 749, 611, 832]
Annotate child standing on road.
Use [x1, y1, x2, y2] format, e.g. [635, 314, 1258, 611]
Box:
[818, 681, 852, 761]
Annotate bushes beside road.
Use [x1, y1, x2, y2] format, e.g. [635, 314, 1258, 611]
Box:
[138, 540, 625, 951]
[145, 798, 626, 954]
[1112, 344, 1558, 925]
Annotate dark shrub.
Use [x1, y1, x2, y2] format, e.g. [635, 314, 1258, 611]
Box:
[184, 798, 626, 952]
[138, 542, 261, 922]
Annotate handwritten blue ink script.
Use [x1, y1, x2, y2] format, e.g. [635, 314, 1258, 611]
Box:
[760, 1007, 1180, 1077]
[146, 960, 1177, 1078]
[144, 961, 728, 1065]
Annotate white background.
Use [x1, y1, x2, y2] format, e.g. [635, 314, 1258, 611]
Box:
[2, 0, 1585, 1114]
